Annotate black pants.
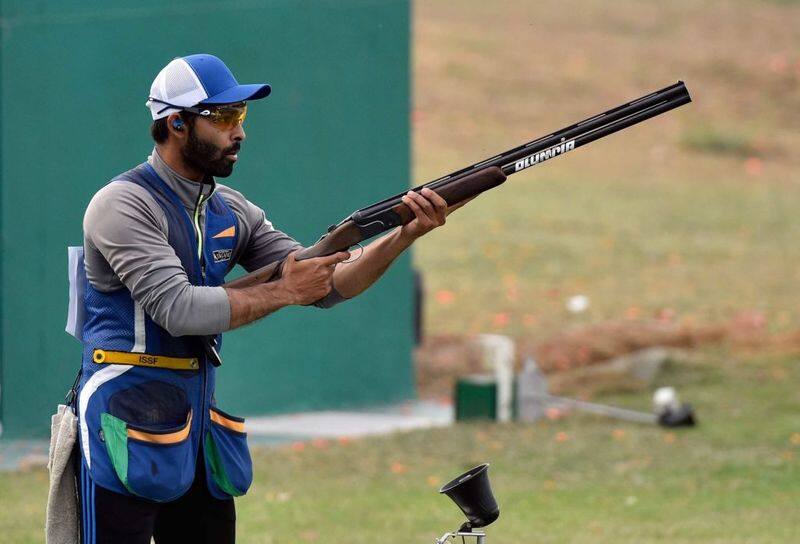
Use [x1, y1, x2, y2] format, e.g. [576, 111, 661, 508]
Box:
[78, 451, 236, 544]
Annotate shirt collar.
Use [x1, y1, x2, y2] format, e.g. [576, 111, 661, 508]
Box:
[147, 147, 215, 210]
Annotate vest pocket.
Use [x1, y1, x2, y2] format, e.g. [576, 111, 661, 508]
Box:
[101, 410, 195, 502]
[205, 407, 253, 497]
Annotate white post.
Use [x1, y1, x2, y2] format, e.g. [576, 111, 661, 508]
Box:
[476, 334, 515, 422]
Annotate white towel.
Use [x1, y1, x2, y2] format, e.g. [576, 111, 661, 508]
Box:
[46, 404, 79, 544]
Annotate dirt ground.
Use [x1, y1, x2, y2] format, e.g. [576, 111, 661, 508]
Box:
[415, 313, 800, 399]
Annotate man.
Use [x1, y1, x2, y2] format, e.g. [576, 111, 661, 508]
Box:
[75, 54, 457, 543]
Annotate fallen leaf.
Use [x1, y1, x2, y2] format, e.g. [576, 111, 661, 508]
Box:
[768, 54, 788, 74]
[744, 157, 763, 177]
[435, 290, 456, 305]
[299, 530, 318, 542]
[624, 306, 641, 320]
[492, 313, 510, 328]
[523, 314, 538, 326]
[545, 288, 561, 299]
[656, 308, 676, 322]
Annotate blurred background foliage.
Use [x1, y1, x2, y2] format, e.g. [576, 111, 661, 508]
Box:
[413, 0, 800, 344]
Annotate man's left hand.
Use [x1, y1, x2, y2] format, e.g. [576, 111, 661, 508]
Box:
[399, 187, 461, 241]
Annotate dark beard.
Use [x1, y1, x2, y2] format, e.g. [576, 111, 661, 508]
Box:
[181, 127, 239, 178]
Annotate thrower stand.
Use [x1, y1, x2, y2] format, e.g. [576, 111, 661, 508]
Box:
[435, 529, 487, 544]
[517, 355, 697, 428]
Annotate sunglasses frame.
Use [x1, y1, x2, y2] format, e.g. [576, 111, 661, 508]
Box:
[148, 97, 248, 129]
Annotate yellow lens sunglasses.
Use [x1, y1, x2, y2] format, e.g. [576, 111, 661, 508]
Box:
[148, 97, 248, 130]
[201, 103, 248, 129]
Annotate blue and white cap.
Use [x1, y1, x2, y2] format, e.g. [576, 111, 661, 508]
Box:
[146, 54, 271, 120]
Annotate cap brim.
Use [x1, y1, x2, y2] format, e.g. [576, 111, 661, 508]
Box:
[200, 83, 271, 105]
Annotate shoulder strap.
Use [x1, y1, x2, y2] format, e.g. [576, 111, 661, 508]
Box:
[113, 163, 202, 284]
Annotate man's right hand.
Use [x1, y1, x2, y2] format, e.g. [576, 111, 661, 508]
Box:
[279, 250, 351, 305]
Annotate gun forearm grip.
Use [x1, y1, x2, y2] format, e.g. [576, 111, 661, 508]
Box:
[435, 166, 507, 205]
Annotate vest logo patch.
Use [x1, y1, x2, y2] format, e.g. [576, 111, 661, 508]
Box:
[213, 226, 236, 238]
[212, 249, 232, 263]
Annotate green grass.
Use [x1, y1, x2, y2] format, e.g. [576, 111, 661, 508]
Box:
[3, 350, 799, 542]
[680, 126, 758, 157]
[416, 170, 800, 339]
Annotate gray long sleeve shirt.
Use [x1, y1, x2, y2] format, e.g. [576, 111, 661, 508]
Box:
[83, 148, 342, 337]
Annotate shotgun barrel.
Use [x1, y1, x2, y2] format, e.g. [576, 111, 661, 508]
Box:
[352, 81, 691, 226]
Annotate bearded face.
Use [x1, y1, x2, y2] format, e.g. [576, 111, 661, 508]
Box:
[180, 122, 241, 178]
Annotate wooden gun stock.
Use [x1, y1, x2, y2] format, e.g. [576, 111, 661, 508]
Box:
[223, 166, 507, 289]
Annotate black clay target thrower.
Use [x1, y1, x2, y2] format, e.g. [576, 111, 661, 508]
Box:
[436, 464, 499, 544]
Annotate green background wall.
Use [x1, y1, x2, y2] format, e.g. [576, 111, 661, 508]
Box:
[0, 0, 412, 439]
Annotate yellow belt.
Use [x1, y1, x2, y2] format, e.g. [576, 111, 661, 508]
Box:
[92, 349, 199, 370]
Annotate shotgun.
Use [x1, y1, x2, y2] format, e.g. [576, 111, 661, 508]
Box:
[225, 81, 691, 289]
[204, 82, 691, 366]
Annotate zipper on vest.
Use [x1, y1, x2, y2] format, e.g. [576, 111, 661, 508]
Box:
[193, 186, 206, 282]
[193, 182, 210, 479]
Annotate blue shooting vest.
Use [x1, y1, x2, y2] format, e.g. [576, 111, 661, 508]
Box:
[76, 163, 253, 502]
